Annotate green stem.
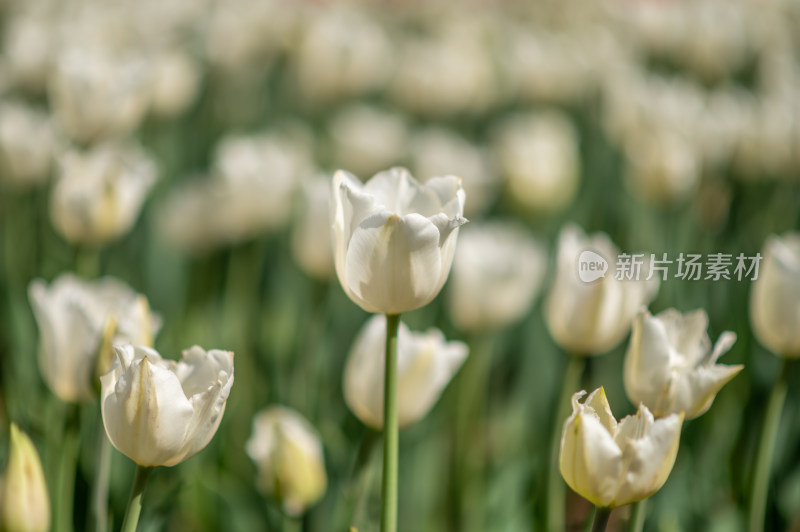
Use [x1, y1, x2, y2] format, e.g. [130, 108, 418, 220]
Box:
[381, 313, 400, 532]
[55, 406, 80, 532]
[92, 430, 112, 532]
[282, 513, 302, 532]
[591, 507, 613, 532]
[748, 358, 791, 532]
[75, 246, 101, 278]
[120, 466, 154, 532]
[547, 354, 586, 532]
[627, 498, 647, 532]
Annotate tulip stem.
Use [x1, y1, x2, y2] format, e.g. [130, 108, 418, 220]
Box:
[381, 313, 400, 532]
[121, 466, 154, 532]
[748, 358, 790, 532]
[627, 498, 647, 532]
[591, 507, 612, 532]
[92, 430, 112, 532]
[55, 406, 80, 532]
[547, 354, 586, 532]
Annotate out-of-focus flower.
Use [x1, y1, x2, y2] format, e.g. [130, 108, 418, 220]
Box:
[750, 233, 800, 358]
[624, 308, 742, 419]
[331, 168, 466, 315]
[49, 48, 150, 144]
[2, 424, 50, 532]
[246, 406, 327, 516]
[328, 105, 408, 179]
[559, 388, 683, 508]
[293, 7, 391, 104]
[344, 314, 468, 429]
[291, 176, 334, 279]
[410, 127, 498, 217]
[0, 101, 57, 189]
[101, 345, 234, 467]
[545, 225, 659, 355]
[3, 12, 55, 93]
[494, 111, 581, 214]
[624, 128, 700, 206]
[148, 49, 201, 119]
[28, 274, 161, 402]
[50, 141, 157, 246]
[448, 221, 547, 332]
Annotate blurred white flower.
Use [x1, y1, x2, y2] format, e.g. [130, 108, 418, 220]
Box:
[148, 49, 201, 119]
[291, 176, 334, 279]
[246, 406, 327, 516]
[332, 168, 466, 314]
[28, 274, 161, 403]
[559, 387, 683, 508]
[410, 127, 498, 217]
[2, 424, 50, 532]
[0, 101, 57, 189]
[49, 48, 150, 144]
[545, 225, 659, 355]
[750, 233, 800, 358]
[101, 345, 234, 467]
[448, 221, 547, 332]
[494, 111, 581, 214]
[328, 105, 408, 179]
[50, 141, 157, 246]
[625, 308, 742, 419]
[344, 314, 468, 429]
[3, 11, 55, 93]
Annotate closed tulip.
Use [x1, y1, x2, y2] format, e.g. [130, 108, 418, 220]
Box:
[625, 308, 742, 419]
[246, 406, 327, 516]
[2, 424, 50, 532]
[545, 224, 659, 355]
[331, 168, 466, 315]
[559, 388, 683, 509]
[343, 314, 468, 429]
[100, 345, 234, 467]
[29, 274, 160, 402]
[448, 221, 547, 332]
[750, 232, 800, 358]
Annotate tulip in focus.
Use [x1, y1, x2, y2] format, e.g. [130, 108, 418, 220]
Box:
[100, 345, 234, 467]
[331, 168, 466, 315]
[625, 308, 742, 419]
[448, 221, 547, 332]
[29, 274, 161, 402]
[246, 406, 327, 516]
[50, 141, 157, 246]
[750, 232, 800, 358]
[2, 424, 50, 532]
[344, 314, 468, 429]
[559, 388, 683, 509]
[545, 224, 659, 355]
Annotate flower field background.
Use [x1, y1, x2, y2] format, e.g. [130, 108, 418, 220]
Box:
[0, 0, 799, 531]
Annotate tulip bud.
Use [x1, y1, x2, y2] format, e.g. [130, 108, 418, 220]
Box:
[448, 221, 547, 332]
[331, 168, 467, 315]
[100, 345, 234, 467]
[625, 308, 742, 419]
[545, 224, 659, 355]
[750, 233, 800, 358]
[246, 406, 327, 516]
[2, 424, 51, 532]
[344, 314, 468, 429]
[559, 388, 683, 508]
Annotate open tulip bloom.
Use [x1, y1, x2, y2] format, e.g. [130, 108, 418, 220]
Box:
[559, 388, 683, 511]
[331, 167, 466, 315]
[625, 308, 742, 419]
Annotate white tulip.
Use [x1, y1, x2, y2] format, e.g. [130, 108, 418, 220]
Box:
[545, 225, 659, 355]
[148, 50, 200, 119]
[559, 388, 683, 508]
[101, 345, 233, 467]
[750, 233, 800, 358]
[331, 168, 466, 315]
[625, 308, 742, 419]
[50, 141, 157, 246]
[291, 176, 335, 279]
[28, 274, 161, 403]
[2, 424, 50, 532]
[246, 406, 327, 516]
[344, 315, 468, 429]
[0, 101, 57, 189]
[448, 221, 547, 332]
